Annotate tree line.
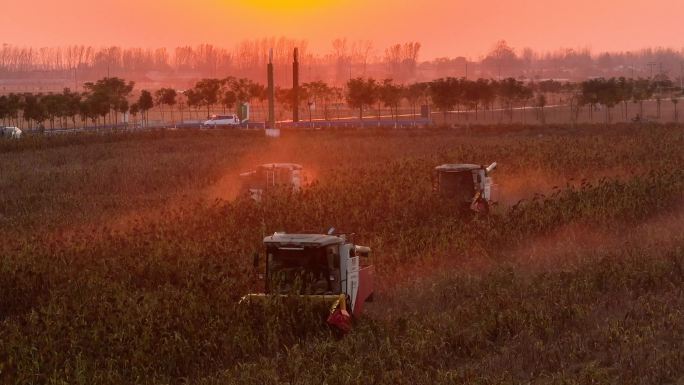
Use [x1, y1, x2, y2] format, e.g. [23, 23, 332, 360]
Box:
[0, 37, 684, 85]
[345, 75, 682, 124]
[0, 39, 419, 83]
[0, 78, 147, 129]
[1, 75, 682, 130]
[4, 40, 684, 85]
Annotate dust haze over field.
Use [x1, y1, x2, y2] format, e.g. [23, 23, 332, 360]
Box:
[1, 124, 684, 384]
[3, 0, 684, 381]
[204, 135, 322, 203]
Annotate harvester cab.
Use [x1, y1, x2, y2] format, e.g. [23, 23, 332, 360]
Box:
[239, 163, 305, 201]
[243, 232, 375, 333]
[433, 162, 497, 214]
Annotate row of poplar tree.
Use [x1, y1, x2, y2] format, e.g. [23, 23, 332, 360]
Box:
[0, 75, 681, 129]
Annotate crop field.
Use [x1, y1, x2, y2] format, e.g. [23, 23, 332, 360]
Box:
[1, 124, 684, 384]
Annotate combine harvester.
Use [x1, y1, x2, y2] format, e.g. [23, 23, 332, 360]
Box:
[239, 163, 306, 201]
[0, 126, 22, 139]
[433, 162, 498, 214]
[243, 230, 375, 334]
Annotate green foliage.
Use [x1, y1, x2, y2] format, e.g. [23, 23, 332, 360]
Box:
[81, 77, 135, 125]
[429, 77, 460, 115]
[3, 74, 683, 131]
[378, 79, 405, 120]
[345, 77, 378, 120]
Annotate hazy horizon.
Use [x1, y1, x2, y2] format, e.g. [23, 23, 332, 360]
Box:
[3, 0, 683, 60]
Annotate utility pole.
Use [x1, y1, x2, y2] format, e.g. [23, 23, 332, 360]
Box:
[647, 62, 657, 79]
[267, 48, 275, 129]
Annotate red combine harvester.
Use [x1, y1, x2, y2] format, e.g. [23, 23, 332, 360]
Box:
[433, 162, 498, 214]
[239, 163, 305, 201]
[242, 231, 375, 334]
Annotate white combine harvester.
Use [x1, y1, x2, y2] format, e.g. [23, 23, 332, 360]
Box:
[433, 162, 498, 214]
[239, 163, 305, 201]
[0, 126, 22, 139]
[243, 231, 375, 334]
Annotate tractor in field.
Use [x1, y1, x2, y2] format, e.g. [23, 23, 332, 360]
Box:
[242, 231, 375, 334]
[433, 162, 497, 214]
[239, 163, 306, 201]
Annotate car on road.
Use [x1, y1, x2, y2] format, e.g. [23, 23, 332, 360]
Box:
[202, 114, 241, 127]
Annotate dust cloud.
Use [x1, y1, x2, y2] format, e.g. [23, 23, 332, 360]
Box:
[202, 135, 321, 202]
[495, 166, 643, 206]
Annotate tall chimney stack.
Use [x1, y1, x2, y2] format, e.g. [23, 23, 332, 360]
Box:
[293, 47, 300, 123]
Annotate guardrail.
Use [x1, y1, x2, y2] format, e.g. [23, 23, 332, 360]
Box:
[18, 119, 433, 135]
[273, 119, 431, 129]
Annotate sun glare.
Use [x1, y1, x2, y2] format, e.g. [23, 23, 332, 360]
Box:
[241, 0, 329, 11]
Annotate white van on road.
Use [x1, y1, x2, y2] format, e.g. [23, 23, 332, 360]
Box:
[202, 114, 241, 127]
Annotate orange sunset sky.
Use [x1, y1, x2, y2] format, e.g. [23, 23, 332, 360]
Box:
[2, 0, 683, 59]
